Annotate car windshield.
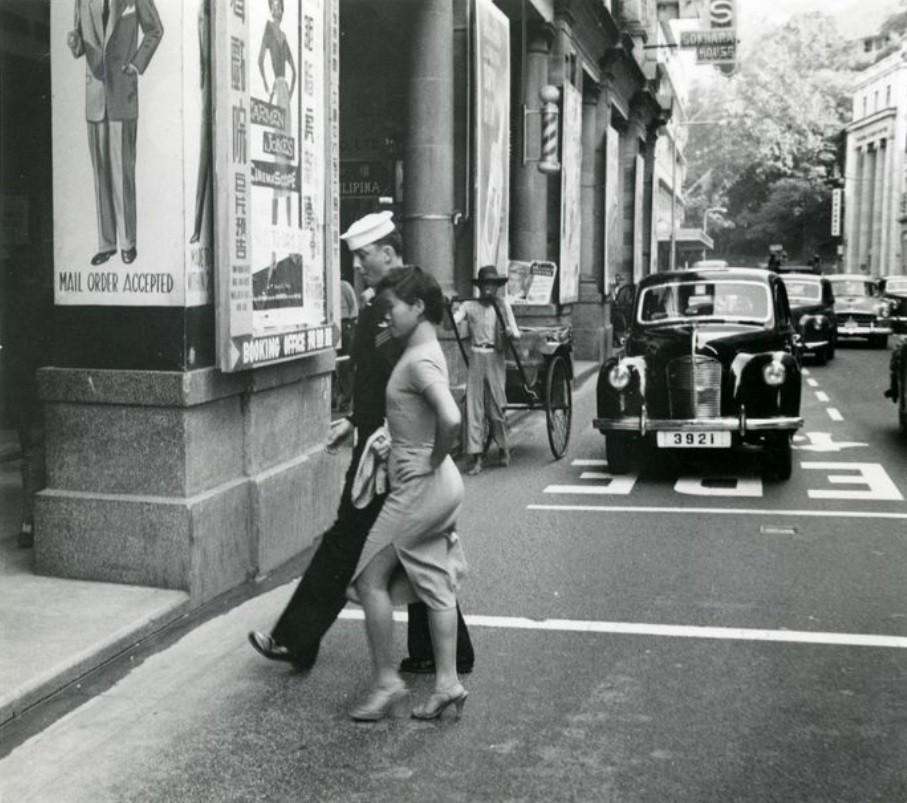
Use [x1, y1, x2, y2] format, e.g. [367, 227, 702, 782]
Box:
[885, 278, 907, 294]
[829, 279, 876, 297]
[637, 280, 771, 324]
[781, 278, 821, 303]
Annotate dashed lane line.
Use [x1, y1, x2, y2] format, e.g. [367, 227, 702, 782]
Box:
[827, 408, 844, 421]
[807, 378, 819, 388]
[815, 391, 830, 402]
[336, 610, 907, 649]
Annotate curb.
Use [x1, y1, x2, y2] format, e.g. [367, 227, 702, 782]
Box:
[0, 594, 189, 727]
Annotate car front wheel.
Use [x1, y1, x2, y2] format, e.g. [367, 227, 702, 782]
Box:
[766, 433, 793, 481]
[606, 433, 633, 475]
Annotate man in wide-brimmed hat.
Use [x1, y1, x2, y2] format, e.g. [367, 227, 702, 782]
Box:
[453, 265, 521, 475]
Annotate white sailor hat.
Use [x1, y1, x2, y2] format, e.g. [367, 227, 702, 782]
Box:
[340, 211, 396, 251]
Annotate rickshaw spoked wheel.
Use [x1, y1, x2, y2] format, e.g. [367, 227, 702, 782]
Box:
[544, 354, 572, 459]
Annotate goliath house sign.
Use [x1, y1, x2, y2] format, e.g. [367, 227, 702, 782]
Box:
[213, 0, 340, 372]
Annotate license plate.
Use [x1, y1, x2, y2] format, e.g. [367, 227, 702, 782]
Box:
[657, 431, 732, 448]
[844, 318, 858, 330]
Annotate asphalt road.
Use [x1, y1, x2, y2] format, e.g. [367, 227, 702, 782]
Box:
[3, 342, 906, 802]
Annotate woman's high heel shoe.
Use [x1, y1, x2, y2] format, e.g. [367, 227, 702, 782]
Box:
[350, 681, 408, 722]
[411, 686, 468, 720]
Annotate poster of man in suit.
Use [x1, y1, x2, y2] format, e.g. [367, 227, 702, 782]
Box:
[52, 1, 212, 307]
[67, 0, 163, 267]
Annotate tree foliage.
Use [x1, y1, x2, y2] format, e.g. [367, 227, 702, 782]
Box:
[684, 13, 855, 261]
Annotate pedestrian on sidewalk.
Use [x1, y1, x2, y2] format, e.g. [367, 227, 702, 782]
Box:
[452, 265, 521, 475]
[349, 266, 468, 722]
[248, 212, 474, 676]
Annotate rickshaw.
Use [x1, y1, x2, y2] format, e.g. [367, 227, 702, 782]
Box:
[446, 298, 574, 459]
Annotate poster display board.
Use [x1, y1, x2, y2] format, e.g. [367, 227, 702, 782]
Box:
[213, 0, 339, 372]
[558, 81, 582, 304]
[506, 260, 557, 305]
[604, 126, 621, 293]
[51, 0, 212, 307]
[474, 0, 510, 277]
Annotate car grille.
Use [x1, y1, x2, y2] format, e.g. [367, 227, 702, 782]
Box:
[840, 312, 874, 325]
[667, 356, 722, 418]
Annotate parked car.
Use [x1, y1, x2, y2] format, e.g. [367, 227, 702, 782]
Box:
[883, 338, 907, 431]
[780, 272, 837, 365]
[877, 275, 907, 334]
[594, 267, 803, 479]
[827, 274, 892, 348]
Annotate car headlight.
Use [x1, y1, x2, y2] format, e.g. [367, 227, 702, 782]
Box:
[878, 304, 891, 318]
[811, 316, 824, 330]
[762, 361, 786, 387]
[608, 363, 632, 390]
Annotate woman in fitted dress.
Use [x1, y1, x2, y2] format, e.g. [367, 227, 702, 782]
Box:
[349, 266, 469, 722]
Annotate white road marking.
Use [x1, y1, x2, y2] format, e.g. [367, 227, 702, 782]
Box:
[802, 462, 904, 501]
[527, 504, 907, 520]
[815, 391, 830, 402]
[336, 610, 907, 649]
[807, 378, 819, 388]
[545, 473, 638, 495]
[828, 407, 844, 421]
[572, 459, 609, 467]
[793, 432, 867, 452]
[802, 368, 811, 376]
[674, 476, 763, 497]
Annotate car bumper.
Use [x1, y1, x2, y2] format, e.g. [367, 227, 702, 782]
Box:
[837, 324, 892, 336]
[801, 339, 829, 351]
[594, 409, 804, 436]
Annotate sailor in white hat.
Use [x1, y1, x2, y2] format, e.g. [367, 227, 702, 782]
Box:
[340, 211, 403, 299]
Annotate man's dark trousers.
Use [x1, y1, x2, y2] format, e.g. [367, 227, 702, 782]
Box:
[271, 439, 474, 669]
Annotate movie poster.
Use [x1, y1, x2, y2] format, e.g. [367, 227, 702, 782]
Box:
[474, 0, 510, 277]
[51, 0, 212, 306]
[213, 0, 338, 371]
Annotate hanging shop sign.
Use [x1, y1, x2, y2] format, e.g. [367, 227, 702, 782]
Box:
[558, 81, 582, 304]
[831, 188, 843, 238]
[50, 0, 213, 307]
[212, 0, 339, 372]
[474, 0, 511, 278]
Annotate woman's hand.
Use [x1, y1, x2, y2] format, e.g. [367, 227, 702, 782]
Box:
[326, 418, 353, 454]
[370, 434, 391, 461]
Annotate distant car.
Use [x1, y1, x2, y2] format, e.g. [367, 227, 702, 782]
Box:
[780, 272, 837, 365]
[877, 275, 907, 334]
[826, 274, 892, 348]
[692, 259, 730, 268]
[776, 263, 822, 275]
[884, 338, 907, 431]
[594, 267, 803, 480]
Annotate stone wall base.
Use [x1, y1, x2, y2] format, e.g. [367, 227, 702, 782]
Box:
[35, 357, 345, 607]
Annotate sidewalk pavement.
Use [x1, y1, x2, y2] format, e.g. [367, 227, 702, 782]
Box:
[0, 360, 599, 729]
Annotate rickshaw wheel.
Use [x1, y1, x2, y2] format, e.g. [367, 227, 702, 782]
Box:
[545, 354, 572, 458]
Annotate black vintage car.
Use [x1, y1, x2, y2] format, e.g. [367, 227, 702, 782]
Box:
[595, 267, 803, 479]
[827, 274, 892, 348]
[877, 275, 907, 334]
[780, 272, 837, 365]
[884, 338, 907, 431]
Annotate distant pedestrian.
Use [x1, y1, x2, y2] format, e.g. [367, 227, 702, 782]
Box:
[247, 212, 474, 677]
[766, 253, 780, 272]
[453, 265, 521, 475]
[349, 266, 468, 722]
